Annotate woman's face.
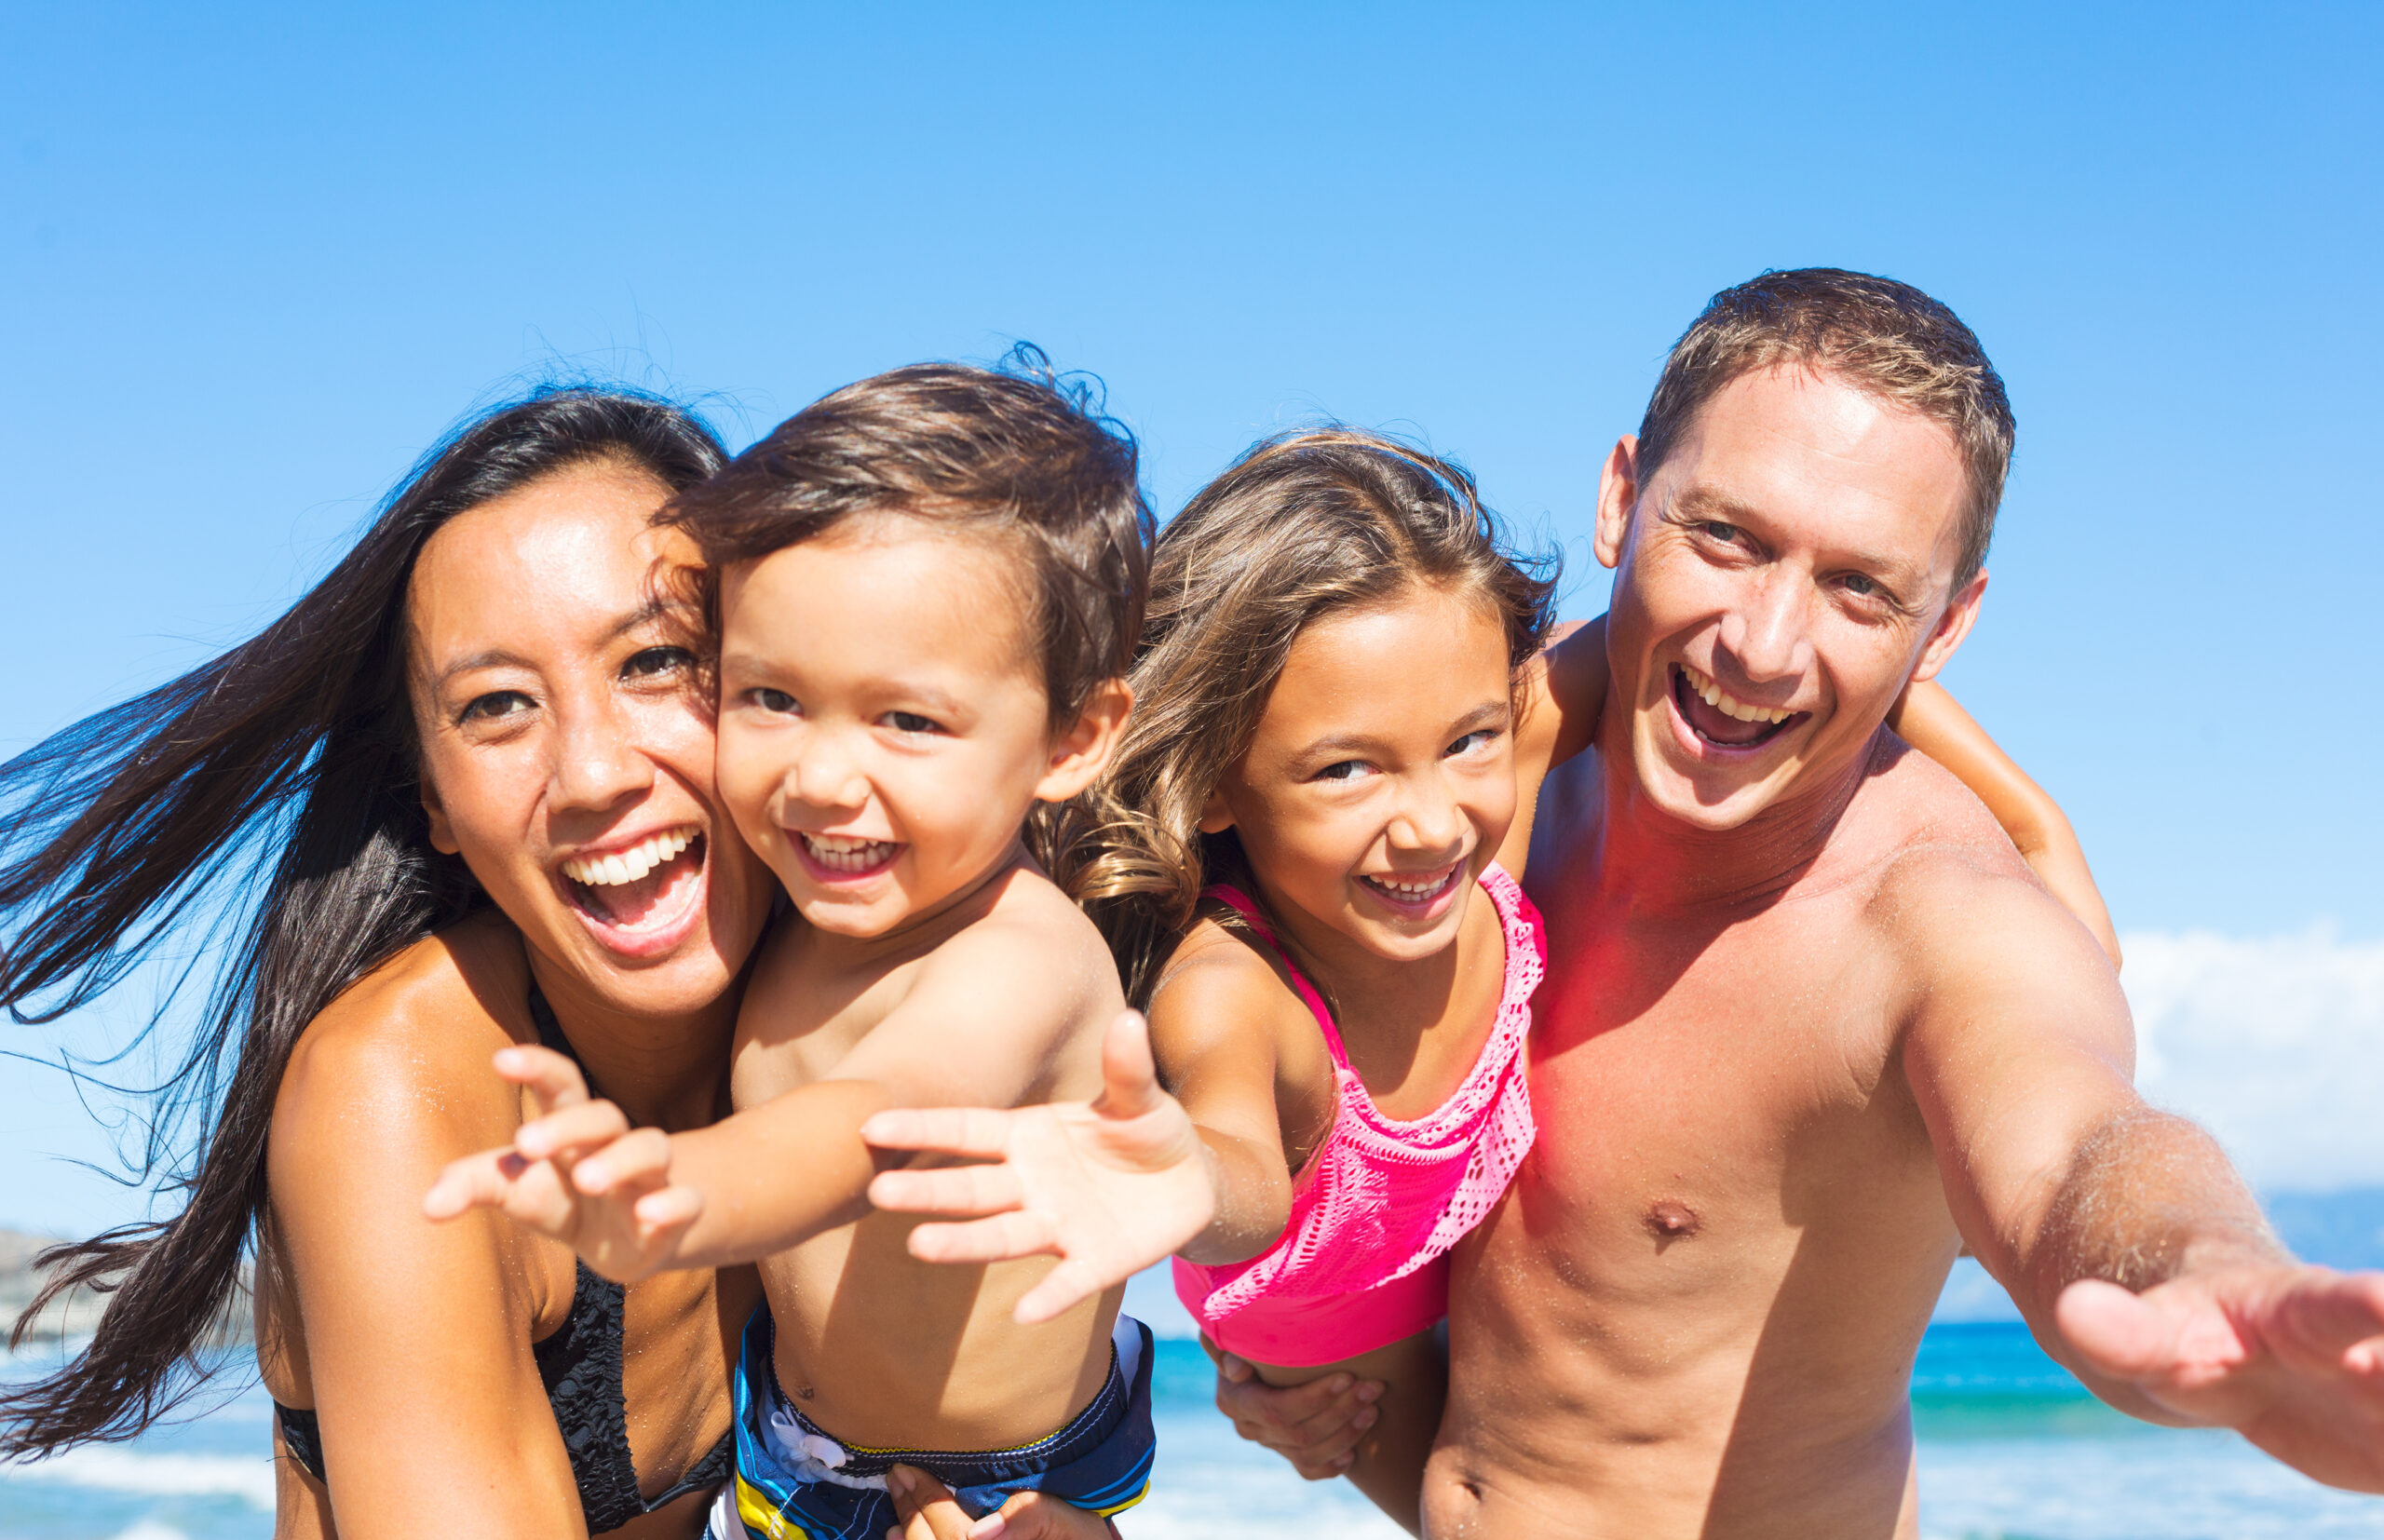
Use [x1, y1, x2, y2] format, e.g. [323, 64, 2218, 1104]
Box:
[405, 459, 771, 1022]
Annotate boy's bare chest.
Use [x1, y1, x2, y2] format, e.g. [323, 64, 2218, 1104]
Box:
[728, 944, 926, 1109]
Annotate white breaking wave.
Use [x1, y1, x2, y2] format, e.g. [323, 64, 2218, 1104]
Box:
[2123, 926, 2384, 1190]
[111, 1523, 192, 1540]
[1, 1445, 274, 1509]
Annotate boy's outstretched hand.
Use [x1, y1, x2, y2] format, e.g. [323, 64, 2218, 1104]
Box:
[422, 1044, 705, 1284]
[861, 1010, 1217, 1324]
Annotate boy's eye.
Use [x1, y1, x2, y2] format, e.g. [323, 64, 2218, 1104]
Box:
[884, 711, 941, 735]
[459, 690, 533, 725]
[623, 645, 694, 680]
[1445, 729, 1497, 757]
[749, 687, 798, 714]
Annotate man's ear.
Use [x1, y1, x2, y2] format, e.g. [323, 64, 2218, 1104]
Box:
[420, 777, 462, 856]
[1592, 436, 1640, 571]
[1034, 678, 1134, 804]
[1907, 569, 1988, 685]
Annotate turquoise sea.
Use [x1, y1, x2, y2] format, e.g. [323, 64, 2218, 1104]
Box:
[3, 1320, 2379, 1540]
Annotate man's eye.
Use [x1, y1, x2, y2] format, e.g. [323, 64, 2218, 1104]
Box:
[459, 690, 533, 724]
[1700, 521, 1741, 543]
[1841, 573, 1881, 598]
[884, 711, 941, 735]
[623, 645, 694, 680]
[749, 688, 798, 714]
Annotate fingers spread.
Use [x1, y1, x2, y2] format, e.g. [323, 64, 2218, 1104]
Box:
[861, 1106, 1017, 1159]
[493, 1044, 592, 1113]
[575, 1127, 672, 1195]
[517, 1100, 630, 1163]
[906, 1212, 1058, 1267]
[1093, 1010, 1161, 1120]
[869, 1163, 1025, 1219]
[423, 1149, 515, 1222]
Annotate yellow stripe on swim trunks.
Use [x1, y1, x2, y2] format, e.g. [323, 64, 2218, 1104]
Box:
[734, 1474, 809, 1540]
[1091, 1478, 1153, 1518]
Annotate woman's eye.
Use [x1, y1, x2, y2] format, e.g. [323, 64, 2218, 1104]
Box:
[459, 690, 533, 724]
[1446, 729, 1497, 757]
[749, 687, 798, 714]
[884, 711, 941, 735]
[623, 645, 694, 680]
[1312, 760, 1371, 783]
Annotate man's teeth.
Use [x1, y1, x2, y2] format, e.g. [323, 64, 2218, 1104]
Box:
[562, 830, 696, 887]
[802, 833, 898, 873]
[1682, 665, 1795, 725]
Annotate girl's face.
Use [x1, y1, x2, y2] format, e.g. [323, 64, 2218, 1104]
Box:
[1205, 583, 1517, 966]
[713, 520, 1126, 940]
[406, 461, 773, 1022]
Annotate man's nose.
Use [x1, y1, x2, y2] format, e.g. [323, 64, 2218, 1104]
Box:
[1715, 573, 1814, 684]
[550, 696, 653, 814]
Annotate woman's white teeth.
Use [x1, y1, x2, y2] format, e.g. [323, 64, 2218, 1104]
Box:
[1683, 665, 1795, 725]
[803, 833, 897, 872]
[562, 829, 696, 887]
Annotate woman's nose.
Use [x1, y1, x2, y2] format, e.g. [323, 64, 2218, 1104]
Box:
[549, 696, 653, 814]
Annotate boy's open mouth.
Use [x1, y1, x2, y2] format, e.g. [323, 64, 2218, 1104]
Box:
[1358, 859, 1467, 916]
[560, 827, 708, 945]
[1673, 664, 1806, 750]
[795, 831, 902, 883]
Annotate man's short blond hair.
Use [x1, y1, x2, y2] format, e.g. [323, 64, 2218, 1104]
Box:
[1636, 268, 2014, 592]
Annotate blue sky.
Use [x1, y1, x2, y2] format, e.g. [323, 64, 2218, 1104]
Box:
[1, 3, 2379, 1227]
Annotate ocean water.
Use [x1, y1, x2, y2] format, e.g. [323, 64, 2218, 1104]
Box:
[4, 1326, 2378, 1540]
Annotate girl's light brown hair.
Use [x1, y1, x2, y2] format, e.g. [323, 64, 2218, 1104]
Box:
[1089, 428, 1558, 1005]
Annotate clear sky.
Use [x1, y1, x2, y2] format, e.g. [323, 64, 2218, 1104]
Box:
[1, 4, 2378, 1228]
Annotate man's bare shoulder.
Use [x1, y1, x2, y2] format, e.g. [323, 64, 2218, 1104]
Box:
[274, 911, 530, 1169]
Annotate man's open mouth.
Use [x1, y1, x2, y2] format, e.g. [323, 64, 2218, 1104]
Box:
[1672, 664, 1805, 750]
[560, 827, 708, 939]
[795, 831, 902, 883]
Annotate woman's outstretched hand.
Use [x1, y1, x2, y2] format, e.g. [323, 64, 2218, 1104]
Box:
[422, 1044, 705, 1283]
[860, 1010, 1217, 1324]
[884, 1464, 1120, 1540]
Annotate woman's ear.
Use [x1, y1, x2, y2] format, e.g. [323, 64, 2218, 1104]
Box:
[420, 781, 462, 856]
[1034, 679, 1134, 804]
[1197, 789, 1235, 835]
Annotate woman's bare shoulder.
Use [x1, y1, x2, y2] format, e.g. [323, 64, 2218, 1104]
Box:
[273, 912, 532, 1166]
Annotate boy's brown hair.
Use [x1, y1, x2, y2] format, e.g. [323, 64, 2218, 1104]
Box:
[1637, 267, 2014, 590]
[660, 345, 1155, 898]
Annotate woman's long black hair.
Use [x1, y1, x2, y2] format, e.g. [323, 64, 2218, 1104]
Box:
[0, 386, 728, 1455]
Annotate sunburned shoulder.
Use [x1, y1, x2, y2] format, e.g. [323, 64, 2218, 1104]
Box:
[272, 910, 532, 1166]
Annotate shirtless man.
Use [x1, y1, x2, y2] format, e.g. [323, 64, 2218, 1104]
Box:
[864, 270, 2384, 1535]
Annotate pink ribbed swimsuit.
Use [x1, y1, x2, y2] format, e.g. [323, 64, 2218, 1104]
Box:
[1172, 863, 1545, 1367]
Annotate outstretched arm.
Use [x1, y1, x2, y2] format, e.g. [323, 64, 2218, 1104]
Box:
[1891, 680, 2121, 968]
[1903, 866, 2384, 1490]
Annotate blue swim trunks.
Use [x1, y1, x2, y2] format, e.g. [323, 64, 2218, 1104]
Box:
[708, 1307, 1156, 1540]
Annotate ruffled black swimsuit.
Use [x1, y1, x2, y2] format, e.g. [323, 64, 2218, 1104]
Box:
[273, 984, 734, 1532]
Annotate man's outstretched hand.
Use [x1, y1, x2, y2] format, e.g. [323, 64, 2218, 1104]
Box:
[2057, 1263, 2384, 1490]
[860, 1010, 1217, 1324]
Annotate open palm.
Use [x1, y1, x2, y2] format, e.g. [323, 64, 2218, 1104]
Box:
[861, 1010, 1218, 1324]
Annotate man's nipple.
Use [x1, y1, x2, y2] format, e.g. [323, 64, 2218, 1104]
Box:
[1645, 1199, 1702, 1247]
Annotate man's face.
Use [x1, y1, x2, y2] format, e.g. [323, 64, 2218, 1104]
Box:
[1594, 364, 1986, 831]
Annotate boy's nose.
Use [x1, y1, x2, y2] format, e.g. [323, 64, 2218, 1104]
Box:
[789, 735, 870, 810]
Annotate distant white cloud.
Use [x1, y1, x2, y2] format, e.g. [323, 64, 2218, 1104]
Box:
[2122, 927, 2384, 1192]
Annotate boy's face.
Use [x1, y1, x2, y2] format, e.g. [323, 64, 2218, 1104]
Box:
[1204, 583, 1519, 968]
[714, 520, 1065, 939]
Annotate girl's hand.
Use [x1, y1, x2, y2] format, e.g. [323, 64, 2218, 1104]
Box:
[422, 1045, 705, 1283]
[885, 1464, 1120, 1540]
[861, 1010, 1217, 1323]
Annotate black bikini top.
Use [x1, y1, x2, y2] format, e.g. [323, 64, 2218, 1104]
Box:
[274, 982, 734, 1532]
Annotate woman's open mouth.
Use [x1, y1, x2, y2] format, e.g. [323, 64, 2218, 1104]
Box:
[559, 827, 709, 955]
[1672, 664, 1806, 751]
[1357, 859, 1468, 920]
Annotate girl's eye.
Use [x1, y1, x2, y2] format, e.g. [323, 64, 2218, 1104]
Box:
[459, 690, 533, 724]
[1312, 760, 1372, 783]
[1446, 729, 1497, 757]
[750, 687, 798, 714]
[623, 645, 694, 680]
[884, 711, 941, 735]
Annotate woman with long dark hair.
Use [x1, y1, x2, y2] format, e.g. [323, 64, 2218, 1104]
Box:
[0, 387, 778, 1537]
